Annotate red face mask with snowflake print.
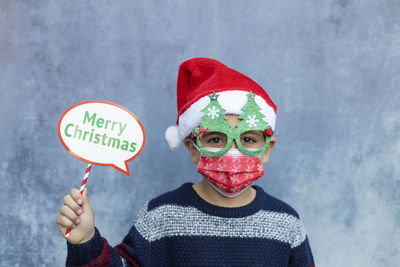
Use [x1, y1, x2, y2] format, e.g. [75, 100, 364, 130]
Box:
[197, 148, 264, 197]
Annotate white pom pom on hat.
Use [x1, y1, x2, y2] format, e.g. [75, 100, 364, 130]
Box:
[165, 125, 182, 150]
[165, 57, 277, 150]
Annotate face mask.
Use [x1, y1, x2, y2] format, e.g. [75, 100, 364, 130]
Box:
[196, 147, 264, 198]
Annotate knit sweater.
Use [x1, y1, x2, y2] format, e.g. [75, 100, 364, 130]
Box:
[66, 182, 315, 267]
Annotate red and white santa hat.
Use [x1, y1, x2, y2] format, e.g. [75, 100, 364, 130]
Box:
[165, 57, 277, 150]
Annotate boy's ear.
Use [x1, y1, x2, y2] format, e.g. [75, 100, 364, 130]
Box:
[261, 137, 276, 165]
[184, 137, 200, 164]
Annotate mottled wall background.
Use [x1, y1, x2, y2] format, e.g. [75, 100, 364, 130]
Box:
[0, 0, 399, 266]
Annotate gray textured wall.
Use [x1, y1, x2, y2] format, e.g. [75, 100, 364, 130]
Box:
[1, 0, 399, 266]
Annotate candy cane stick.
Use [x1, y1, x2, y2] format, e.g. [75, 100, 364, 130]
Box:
[65, 164, 92, 238]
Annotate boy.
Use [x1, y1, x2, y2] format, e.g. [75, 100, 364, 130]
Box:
[57, 58, 315, 266]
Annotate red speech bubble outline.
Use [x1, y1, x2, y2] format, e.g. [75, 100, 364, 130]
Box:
[57, 100, 146, 176]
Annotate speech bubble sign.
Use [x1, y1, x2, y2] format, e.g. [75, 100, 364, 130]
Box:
[57, 100, 145, 176]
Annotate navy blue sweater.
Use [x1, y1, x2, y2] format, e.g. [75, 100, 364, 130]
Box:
[66, 182, 315, 266]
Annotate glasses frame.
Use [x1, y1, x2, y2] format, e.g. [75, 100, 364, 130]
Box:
[195, 127, 272, 157]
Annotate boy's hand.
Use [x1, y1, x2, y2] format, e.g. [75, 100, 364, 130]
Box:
[56, 188, 95, 244]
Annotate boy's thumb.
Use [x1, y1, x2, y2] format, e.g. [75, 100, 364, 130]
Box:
[82, 189, 91, 209]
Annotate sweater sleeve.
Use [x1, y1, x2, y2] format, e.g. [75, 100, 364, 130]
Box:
[287, 214, 315, 267]
[66, 203, 151, 267]
[288, 236, 315, 267]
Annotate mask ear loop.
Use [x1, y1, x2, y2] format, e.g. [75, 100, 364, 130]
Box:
[192, 140, 201, 152]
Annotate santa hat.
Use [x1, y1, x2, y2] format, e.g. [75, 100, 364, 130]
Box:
[165, 57, 277, 150]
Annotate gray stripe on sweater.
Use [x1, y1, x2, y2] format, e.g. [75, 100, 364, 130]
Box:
[134, 202, 306, 248]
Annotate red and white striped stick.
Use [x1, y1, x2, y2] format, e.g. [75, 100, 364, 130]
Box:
[65, 164, 92, 238]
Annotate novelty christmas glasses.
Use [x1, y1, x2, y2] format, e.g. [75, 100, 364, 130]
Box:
[193, 92, 273, 157]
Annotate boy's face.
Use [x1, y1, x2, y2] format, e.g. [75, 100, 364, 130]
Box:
[184, 114, 276, 164]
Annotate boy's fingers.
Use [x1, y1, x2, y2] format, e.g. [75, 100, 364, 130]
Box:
[60, 205, 79, 223]
[57, 213, 75, 229]
[63, 195, 82, 215]
[70, 188, 83, 205]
